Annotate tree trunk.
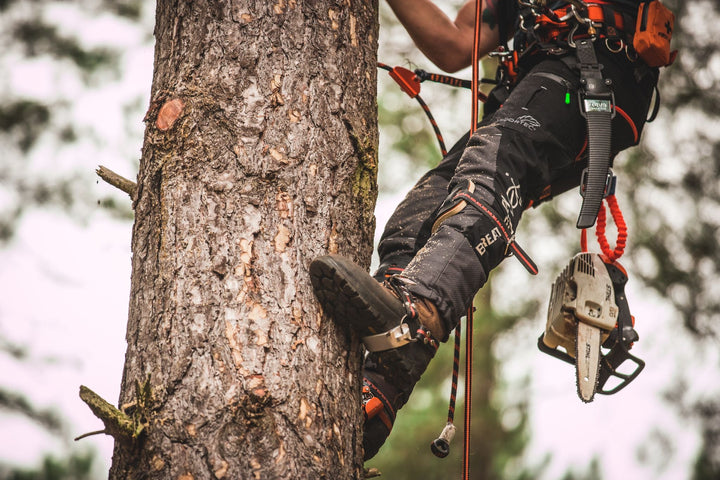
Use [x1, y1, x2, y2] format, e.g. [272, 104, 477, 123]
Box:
[110, 1, 378, 478]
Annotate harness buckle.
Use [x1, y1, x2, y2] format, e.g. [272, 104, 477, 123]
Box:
[580, 168, 616, 199]
[579, 89, 616, 120]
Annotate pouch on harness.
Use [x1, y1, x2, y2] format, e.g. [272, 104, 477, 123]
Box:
[633, 0, 676, 67]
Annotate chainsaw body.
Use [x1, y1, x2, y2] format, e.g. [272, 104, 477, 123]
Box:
[538, 252, 645, 401]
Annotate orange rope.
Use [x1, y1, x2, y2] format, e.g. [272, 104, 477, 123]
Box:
[580, 227, 589, 252]
[596, 194, 627, 261]
[580, 194, 627, 262]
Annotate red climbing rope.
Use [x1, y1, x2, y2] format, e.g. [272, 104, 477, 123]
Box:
[463, 3, 482, 478]
[470, 0, 483, 135]
[463, 306, 474, 480]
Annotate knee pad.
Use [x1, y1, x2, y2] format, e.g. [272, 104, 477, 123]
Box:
[432, 181, 538, 275]
[432, 181, 477, 234]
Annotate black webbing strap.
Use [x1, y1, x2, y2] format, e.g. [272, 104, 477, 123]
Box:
[575, 39, 615, 229]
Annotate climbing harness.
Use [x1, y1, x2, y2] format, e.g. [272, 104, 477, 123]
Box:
[514, 0, 625, 228]
[514, 0, 674, 226]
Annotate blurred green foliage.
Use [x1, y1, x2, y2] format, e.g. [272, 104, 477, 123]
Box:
[0, 451, 95, 480]
[0, 0, 147, 477]
[0, 0, 718, 478]
[0, 0, 146, 245]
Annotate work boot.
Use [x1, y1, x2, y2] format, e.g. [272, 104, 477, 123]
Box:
[309, 255, 444, 459]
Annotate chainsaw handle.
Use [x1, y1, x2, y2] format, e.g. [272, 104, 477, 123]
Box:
[596, 260, 646, 394]
[597, 343, 645, 395]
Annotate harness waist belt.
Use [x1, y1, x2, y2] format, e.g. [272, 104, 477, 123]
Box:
[534, 2, 633, 42]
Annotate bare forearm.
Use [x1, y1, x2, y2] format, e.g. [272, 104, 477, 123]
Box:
[386, 0, 502, 73]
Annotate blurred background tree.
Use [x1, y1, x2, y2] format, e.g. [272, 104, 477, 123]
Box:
[0, 0, 149, 242]
[624, 1, 720, 477]
[1, 0, 718, 478]
[0, 0, 151, 477]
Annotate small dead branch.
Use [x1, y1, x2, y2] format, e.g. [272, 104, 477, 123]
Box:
[96, 165, 137, 200]
[74, 429, 107, 441]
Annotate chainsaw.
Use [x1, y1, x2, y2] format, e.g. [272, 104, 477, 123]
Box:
[538, 252, 645, 402]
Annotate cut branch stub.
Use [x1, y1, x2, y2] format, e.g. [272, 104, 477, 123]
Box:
[155, 98, 184, 131]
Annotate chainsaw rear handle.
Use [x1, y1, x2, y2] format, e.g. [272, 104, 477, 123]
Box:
[597, 340, 645, 395]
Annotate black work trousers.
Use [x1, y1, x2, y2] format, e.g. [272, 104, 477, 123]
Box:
[375, 44, 657, 335]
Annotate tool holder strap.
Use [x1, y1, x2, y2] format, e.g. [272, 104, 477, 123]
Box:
[574, 39, 616, 229]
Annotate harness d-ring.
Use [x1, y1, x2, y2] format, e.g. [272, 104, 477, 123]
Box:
[605, 37, 624, 53]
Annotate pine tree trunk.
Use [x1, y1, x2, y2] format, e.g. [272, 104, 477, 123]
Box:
[110, 1, 378, 478]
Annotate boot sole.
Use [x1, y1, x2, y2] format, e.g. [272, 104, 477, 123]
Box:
[309, 255, 406, 337]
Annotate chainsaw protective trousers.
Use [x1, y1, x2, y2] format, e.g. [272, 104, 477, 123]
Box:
[375, 45, 657, 334]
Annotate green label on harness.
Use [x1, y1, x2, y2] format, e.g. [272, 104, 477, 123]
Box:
[584, 99, 612, 113]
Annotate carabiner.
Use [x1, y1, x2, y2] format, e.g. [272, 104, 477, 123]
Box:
[568, 23, 580, 48]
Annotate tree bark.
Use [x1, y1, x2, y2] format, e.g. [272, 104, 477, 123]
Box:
[110, 1, 378, 478]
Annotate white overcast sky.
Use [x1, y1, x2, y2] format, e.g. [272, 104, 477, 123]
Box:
[1, 2, 718, 479]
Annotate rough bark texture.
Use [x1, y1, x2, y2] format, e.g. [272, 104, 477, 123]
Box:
[111, 1, 378, 478]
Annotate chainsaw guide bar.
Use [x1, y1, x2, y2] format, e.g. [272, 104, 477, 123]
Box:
[576, 321, 601, 402]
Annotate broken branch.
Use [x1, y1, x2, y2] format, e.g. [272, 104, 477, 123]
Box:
[79, 385, 143, 444]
